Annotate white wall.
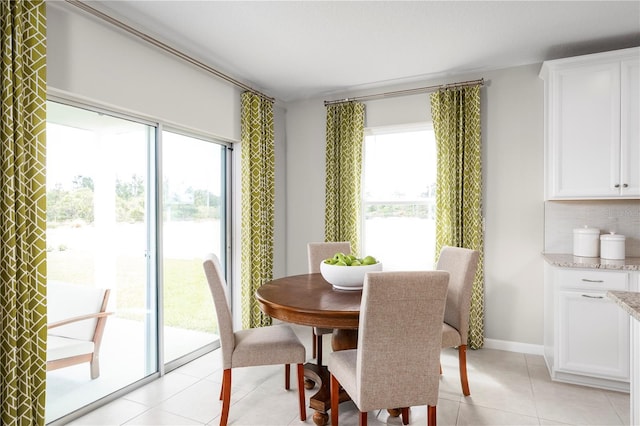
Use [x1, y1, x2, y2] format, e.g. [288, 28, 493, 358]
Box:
[284, 64, 546, 348]
[47, 3, 240, 141]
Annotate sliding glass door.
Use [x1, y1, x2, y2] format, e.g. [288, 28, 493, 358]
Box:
[161, 131, 223, 363]
[46, 101, 156, 421]
[45, 101, 227, 423]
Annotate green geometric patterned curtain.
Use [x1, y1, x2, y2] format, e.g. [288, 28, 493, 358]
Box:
[324, 102, 365, 255]
[430, 85, 484, 350]
[0, 1, 47, 424]
[240, 92, 274, 329]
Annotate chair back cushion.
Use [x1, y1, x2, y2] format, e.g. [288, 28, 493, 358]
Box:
[356, 270, 449, 410]
[48, 281, 108, 341]
[436, 246, 480, 345]
[307, 241, 351, 273]
[203, 253, 235, 369]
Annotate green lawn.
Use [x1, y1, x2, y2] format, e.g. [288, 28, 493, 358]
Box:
[47, 250, 217, 333]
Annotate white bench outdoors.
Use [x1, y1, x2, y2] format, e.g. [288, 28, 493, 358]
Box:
[47, 282, 113, 379]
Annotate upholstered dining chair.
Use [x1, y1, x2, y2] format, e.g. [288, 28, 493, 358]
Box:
[329, 270, 449, 426]
[436, 245, 480, 397]
[202, 254, 306, 426]
[307, 241, 351, 364]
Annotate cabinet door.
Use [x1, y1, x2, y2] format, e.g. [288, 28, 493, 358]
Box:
[549, 62, 621, 198]
[557, 290, 630, 380]
[631, 318, 640, 426]
[621, 58, 640, 196]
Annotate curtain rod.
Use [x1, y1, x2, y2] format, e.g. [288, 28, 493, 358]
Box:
[65, 0, 275, 103]
[324, 78, 485, 106]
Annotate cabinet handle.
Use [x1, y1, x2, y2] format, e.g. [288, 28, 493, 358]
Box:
[581, 294, 604, 299]
[581, 279, 604, 283]
[615, 184, 620, 188]
[623, 183, 628, 188]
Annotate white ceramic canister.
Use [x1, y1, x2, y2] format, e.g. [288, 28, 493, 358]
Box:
[573, 226, 600, 257]
[600, 232, 626, 260]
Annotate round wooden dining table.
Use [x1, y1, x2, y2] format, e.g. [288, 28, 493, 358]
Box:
[255, 272, 362, 426]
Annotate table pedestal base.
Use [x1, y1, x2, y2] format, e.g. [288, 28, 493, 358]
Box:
[301, 329, 358, 426]
[304, 362, 350, 426]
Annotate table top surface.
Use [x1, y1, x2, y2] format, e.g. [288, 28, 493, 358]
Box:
[255, 273, 362, 329]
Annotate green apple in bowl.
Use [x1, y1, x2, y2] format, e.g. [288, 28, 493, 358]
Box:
[361, 255, 377, 265]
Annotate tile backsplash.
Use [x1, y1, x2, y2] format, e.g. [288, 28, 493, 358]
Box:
[544, 200, 640, 257]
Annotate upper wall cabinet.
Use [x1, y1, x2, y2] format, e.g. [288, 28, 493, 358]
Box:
[540, 47, 640, 200]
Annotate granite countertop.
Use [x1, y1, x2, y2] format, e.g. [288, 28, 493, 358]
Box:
[607, 291, 640, 321]
[543, 253, 640, 271]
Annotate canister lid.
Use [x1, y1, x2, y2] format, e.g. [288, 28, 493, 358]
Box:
[573, 226, 599, 235]
[600, 232, 625, 241]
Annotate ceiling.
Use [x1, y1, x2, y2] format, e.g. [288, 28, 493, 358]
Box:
[88, 1, 640, 103]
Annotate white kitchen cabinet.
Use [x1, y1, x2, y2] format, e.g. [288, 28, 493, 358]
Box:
[540, 47, 640, 200]
[557, 289, 629, 380]
[632, 313, 640, 426]
[633, 272, 639, 426]
[621, 57, 640, 197]
[544, 264, 630, 391]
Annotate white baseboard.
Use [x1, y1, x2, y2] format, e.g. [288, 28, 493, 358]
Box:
[482, 338, 545, 356]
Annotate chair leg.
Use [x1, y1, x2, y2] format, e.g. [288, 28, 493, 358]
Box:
[296, 363, 307, 421]
[285, 363, 291, 390]
[458, 344, 470, 396]
[427, 405, 436, 426]
[90, 355, 100, 379]
[330, 374, 340, 426]
[359, 411, 367, 426]
[316, 333, 323, 366]
[219, 368, 227, 401]
[220, 369, 231, 426]
[312, 328, 317, 359]
[401, 407, 409, 425]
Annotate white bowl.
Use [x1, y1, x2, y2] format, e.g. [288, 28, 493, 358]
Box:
[320, 261, 382, 290]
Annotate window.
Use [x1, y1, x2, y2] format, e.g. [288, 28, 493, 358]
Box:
[362, 125, 436, 270]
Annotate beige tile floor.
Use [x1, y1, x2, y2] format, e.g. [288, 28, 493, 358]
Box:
[67, 325, 630, 426]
